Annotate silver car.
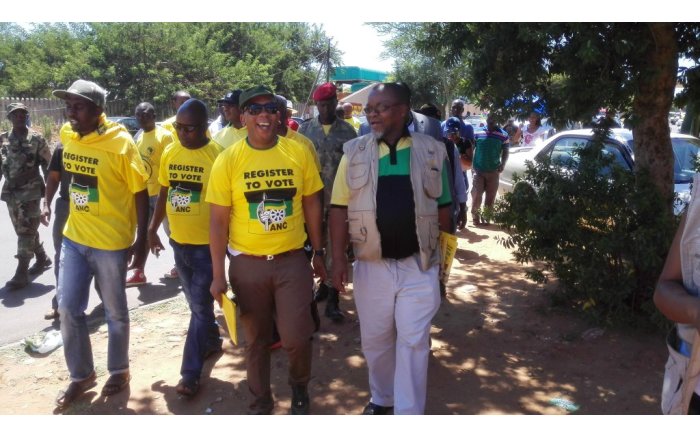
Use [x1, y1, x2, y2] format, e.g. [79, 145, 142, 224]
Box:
[498, 128, 700, 214]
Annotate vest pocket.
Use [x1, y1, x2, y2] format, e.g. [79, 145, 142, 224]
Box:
[348, 210, 369, 243]
[347, 162, 370, 190]
[416, 214, 439, 251]
[422, 165, 442, 199]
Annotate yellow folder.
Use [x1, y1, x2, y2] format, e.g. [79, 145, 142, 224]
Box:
[439, 231, 458, 284]
[220, 290, 238, 345]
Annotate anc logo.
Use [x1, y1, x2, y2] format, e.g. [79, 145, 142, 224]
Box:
[170, 186, 192, 208]
[256, 192, 286, 232]
[71, 184, 90, 206]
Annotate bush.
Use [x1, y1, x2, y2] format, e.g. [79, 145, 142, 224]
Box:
[493, 130, 678, 328]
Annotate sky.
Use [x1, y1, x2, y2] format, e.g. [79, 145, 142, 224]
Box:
[316, 23, 393, 73]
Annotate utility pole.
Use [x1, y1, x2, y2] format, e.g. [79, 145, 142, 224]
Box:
[325, 38, 331, 83]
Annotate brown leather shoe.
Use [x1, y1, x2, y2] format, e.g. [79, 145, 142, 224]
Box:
[101, 371, 131, 396]
[55, 371, 97, 408]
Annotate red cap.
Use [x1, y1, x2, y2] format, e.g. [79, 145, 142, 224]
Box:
[312, 82, 337, 101]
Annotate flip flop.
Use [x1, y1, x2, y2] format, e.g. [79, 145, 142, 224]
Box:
[56, 372, 97, 408]
[101, 372, 131, 396]
[176, 378, 199, 397]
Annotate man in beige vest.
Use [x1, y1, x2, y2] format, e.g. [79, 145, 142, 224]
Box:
[329, 83, 452, 414]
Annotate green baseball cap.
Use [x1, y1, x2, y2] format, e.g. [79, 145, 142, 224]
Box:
[52, 79, 107, 108]
[239, 85, 275, 109]
[6, 102, 28, 116]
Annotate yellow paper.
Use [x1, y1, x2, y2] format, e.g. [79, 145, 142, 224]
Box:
[220, 291, 238, 345]
[439, 231, 458, 284]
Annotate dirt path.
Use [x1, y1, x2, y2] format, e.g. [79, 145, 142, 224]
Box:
[0, 223, 667, 414]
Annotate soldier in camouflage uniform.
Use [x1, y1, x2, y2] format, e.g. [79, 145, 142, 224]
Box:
[298, 82, 357, 322]
[0, 103, 53, 289]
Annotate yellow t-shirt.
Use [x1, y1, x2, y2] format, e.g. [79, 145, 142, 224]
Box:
[60, 116, 148, 250]
[137, 126, 174, 196]
[206, 136, 323, 255]
[322, 124, 332, 135]
[161, 115, 176, 136]
[213, 125, 245, 149]
[158, 140, 223, 245]
[285, 130, 321, 172]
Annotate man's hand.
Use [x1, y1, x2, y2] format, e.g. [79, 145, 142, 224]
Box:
[497, 163, 505, 173]
[147, 230, 165, 258]
[40, 202, 51, 227]
[331, 255, 348, 293]
[457, 202, 467, 230]
[311, 255, 327, 282]
[210, 276, 228, 306]
[127, 236, 147, 270]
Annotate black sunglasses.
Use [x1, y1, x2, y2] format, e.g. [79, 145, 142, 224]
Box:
[172, 122, 204, 133]
[245, 103, 279, 116]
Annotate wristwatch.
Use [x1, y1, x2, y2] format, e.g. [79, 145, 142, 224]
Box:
[313, 248, 326, 257]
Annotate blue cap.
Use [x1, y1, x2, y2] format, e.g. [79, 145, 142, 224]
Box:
[445, 116, 461, 133]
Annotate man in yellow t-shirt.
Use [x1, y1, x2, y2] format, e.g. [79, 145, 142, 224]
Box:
[161, 90, 191, 136]
[126, 102, 175, 286]
[207, 85, 326, 414]
[51, 79, 149, 408]
[212, 90, 245, 149]
[147, 99, 223, 397]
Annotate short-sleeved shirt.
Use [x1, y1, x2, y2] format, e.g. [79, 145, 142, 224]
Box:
[137, 126, 174, 197]
[213, 125, 245, 149]
[331, 135, 452, 259]
[206, 136, 323, 256]
[48, 143, 71, 201]
[60, 117, 148, 250]
[473, 128, 510, 172]
[158, 139, 222, 245]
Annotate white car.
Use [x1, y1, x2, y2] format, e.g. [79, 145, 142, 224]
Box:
[498, 128, 700, 215]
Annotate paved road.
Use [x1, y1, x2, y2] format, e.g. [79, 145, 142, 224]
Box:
[0, 197, 181, 346]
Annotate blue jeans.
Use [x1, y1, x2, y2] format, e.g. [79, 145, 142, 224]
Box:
[170, 239, 221, 380]
[58, 238, 130, 381]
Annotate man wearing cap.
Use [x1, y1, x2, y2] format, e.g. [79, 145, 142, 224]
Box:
[286, 100, 300, 131]
[125, 102, 175, 286]
[212, 89, 245, 148]
[298, 82, 357, 323]
[329, 82, 453, 414]
[207, 85, 326, 414]
[1, 102, 53, 289]
[440, 99, 475, 148]
[51, 79, 149, 408]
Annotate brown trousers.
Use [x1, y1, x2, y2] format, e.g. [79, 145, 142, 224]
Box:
[471, 169, 500, 218]
[228, 249, 315, 412]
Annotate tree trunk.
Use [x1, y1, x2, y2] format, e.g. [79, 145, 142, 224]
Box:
[631, 23, 678, 215]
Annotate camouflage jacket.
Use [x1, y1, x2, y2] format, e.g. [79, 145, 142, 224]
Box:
[298, 117, 357, 208]
[0, 129, 51, 202]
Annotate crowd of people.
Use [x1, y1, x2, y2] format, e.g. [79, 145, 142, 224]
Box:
[7, 77, 693, 416]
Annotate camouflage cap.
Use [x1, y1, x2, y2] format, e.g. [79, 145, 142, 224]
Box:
[6, 102, 28, 116]
[52, 79, 107, 108]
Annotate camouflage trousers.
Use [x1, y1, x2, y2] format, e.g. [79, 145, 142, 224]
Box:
[5, 196, 42, 260]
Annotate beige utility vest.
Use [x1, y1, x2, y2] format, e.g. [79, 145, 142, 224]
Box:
[343, 132, 446, 271]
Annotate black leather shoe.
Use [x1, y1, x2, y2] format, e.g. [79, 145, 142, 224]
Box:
[324, 287, 345, 323]
[291, 385, 310, 414]
[362, 401, 394, 415]
[314, 283, 329, 302]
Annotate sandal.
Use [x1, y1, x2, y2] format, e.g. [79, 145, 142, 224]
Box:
[56, 371, 97, 408]
[101, 371, 131, 396]
[176, 378, 199, 397]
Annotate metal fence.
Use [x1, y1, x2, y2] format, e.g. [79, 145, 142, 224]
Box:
[0, 97, 174, 126]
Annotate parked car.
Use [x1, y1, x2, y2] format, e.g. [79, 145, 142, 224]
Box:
[498, 128, 700, 214]
[465, 115, 487, 129]
[107, 116, 139, 137]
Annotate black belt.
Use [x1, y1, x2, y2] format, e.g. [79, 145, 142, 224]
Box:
[236, 248, 305, 261]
